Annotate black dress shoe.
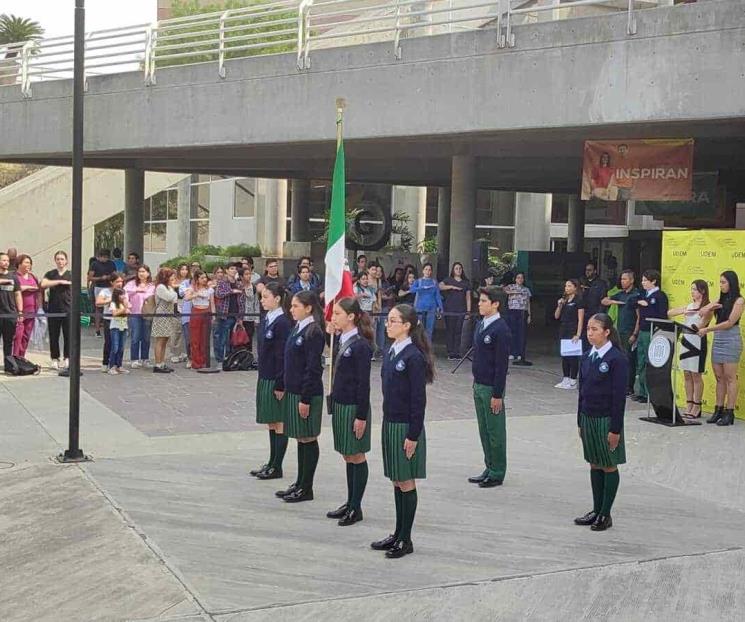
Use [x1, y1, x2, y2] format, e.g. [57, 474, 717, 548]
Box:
[478, 476, 503, 488]
[574, 511, 598, 526]
[590, 515, 613, 531]
[275, 483, 298, 498]
[256, 467, 282, 480]
[250, 464, 269, 477]
[370, 534, 398, 550]
[326, 503, 348, 519]
[338, 508, 363, 526]
[467, 470, 488, 484]
[284, 488, 314, 503]
[385, 540, 414, 559]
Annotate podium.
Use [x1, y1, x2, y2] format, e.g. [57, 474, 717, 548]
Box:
[639, 318, 702, 427]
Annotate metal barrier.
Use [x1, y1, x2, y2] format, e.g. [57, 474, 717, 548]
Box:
[0, 0, 671, 96]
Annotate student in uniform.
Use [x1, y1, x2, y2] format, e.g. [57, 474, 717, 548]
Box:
[250, 282, 292, 480]
[468, 287, 511, 488]
[633, 270, 669, 403]
[554, 279, 585, 389]
[574, 313, 629, 532]
[275, 290, 325, 503]
[371, 303, 434, 559]
[325, 297, 374, 526]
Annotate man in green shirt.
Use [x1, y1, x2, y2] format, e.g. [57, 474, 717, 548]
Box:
[602, 269, 640, 395]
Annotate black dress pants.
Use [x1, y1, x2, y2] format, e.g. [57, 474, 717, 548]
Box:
[48, 315, 70, 360]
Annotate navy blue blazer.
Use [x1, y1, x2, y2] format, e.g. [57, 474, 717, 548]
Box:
[577, 345, 628, 434]
[283, 322, 325, 404]
[257, 313, 292, 390]
[471, 316, 511, 398]
[381, 343, 427, 441]
[332, 336, 373, 419]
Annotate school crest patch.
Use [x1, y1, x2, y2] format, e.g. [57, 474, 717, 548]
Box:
[483, 335, 492, 344]
[599, 362, 609, 373]
[343, 347, 352, 358]
[265, 329, 273, 339]
[295, 336, 303, 346]
[395, 360, 406, 372]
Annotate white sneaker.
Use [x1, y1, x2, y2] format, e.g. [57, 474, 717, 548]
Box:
[142, 360, 153, 368]
[568, 379, 578, 389]
[131, 360, 142, 369]
[108, 368, 118, 375]
[554, 378, 570, 389]
[101, 365, 109, 373]
[118, 367, 130, 374]
[508, 355, 515, 361]
[62, 359, 69, 369]
[51, 360, 59, 370]
[186, 359, 192, 369]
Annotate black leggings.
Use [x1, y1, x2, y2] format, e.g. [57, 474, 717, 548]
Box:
[0, 318, 15, 359]
[562, 356, 580, 379]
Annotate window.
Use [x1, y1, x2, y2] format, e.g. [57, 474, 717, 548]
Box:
[143, 187, 178, 252]
[234, 178, 256, 218]
[475, 190, 515, 252]
[551, 195, 627, 225]
[190, 221, 209, 247]
[189, 176, 211, 247]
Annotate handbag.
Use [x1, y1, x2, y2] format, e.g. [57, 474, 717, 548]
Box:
[141, 295, 156, 317]
[230, 323, 250, 348]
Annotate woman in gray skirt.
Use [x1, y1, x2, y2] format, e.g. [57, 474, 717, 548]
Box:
[371, 303, 434, 559]
[699, 270, 744, 426]
[325, 297, 374, 527]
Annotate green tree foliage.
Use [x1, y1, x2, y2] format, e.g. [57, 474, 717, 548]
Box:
[0, 14, 44, 56]
[156, 0, 297, 68]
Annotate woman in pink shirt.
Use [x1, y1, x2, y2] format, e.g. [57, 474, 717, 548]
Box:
[124, 265, 155, 368]
[13, 254, 42, 357]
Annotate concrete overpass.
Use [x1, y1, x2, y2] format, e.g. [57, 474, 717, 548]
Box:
[1, 0, 744, 264]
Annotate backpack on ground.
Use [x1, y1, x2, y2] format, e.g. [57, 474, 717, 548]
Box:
[222, 348, 255, 372]
[4, 355, 41, 377]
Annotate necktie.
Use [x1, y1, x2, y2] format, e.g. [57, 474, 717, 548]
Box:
[590, 352, 599, 363]
[389, 347, 396, 360]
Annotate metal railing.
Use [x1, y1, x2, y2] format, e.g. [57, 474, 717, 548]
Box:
[0, 0, 670, 97]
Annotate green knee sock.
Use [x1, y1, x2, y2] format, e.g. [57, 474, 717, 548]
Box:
[302, 440, 319, 490]
[591, 469, 605, 514]
[294, 442, 305, 487]
[600, 470, 620, 515]
[399, 489, 418, 543]
[345, 462, 354, 506]
[393, 487, 403, 538]
[268, 430, 276, 467]
[274, 433, 288, 470]
[351, 461, 368, 512]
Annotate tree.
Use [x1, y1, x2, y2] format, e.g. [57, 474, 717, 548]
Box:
[0, 14, 44, 58]
[157, 0, 297, 68]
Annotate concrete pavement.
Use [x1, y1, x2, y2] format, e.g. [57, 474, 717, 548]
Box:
[2, 338, 745, 621]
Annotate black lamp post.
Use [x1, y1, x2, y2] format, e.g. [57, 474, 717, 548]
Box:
[60, 0, 88, 462]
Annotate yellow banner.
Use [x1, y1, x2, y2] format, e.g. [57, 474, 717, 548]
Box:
[661, 230, 745, 419]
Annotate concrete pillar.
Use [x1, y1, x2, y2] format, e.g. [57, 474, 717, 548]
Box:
[392, 186, 427, 248]
[514, 193, 552, 251]
[436, 186, 451, 274]
[567, 196, 585, 253]
[175, 176, 191, 256]
[449, 155, 477, 270]
[290, 179, 312, 242]
[124, 169, 145, 260]
[256, 178, 288, 256]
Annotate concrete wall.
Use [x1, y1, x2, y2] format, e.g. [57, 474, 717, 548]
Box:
[0, 1, 741, 163]
[0, 167, 184, 278]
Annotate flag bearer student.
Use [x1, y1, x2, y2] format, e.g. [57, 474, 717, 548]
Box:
[325, 297, 374, 527]
[371, 303, 434, 559]
[468, 287, 511, 488]
[574, 313, 629, 532]
[250, 282, 292, 480]
[275, 290, 326, 503]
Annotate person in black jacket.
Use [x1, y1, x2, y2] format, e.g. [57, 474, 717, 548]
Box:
[468, 287, 511, 488]
[371, 303, 434, 559]
[275, 290, 326, 503]
[574, 313, 629, 532]
[325, 297, 374, 527]
[250, 282, 292, 481]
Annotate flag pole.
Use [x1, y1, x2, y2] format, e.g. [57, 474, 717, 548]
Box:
[327, 98, 346, 405]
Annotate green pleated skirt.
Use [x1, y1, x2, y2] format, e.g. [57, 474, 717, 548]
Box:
[580, 413, 626, 467]
[256, 378, 285, 424]
[284, 392, 323, 438]
[332, 402, 371, 455]
[382, 420, 426, 481]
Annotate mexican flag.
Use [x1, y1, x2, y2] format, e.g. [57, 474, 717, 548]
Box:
[324, 130, 354, 320]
